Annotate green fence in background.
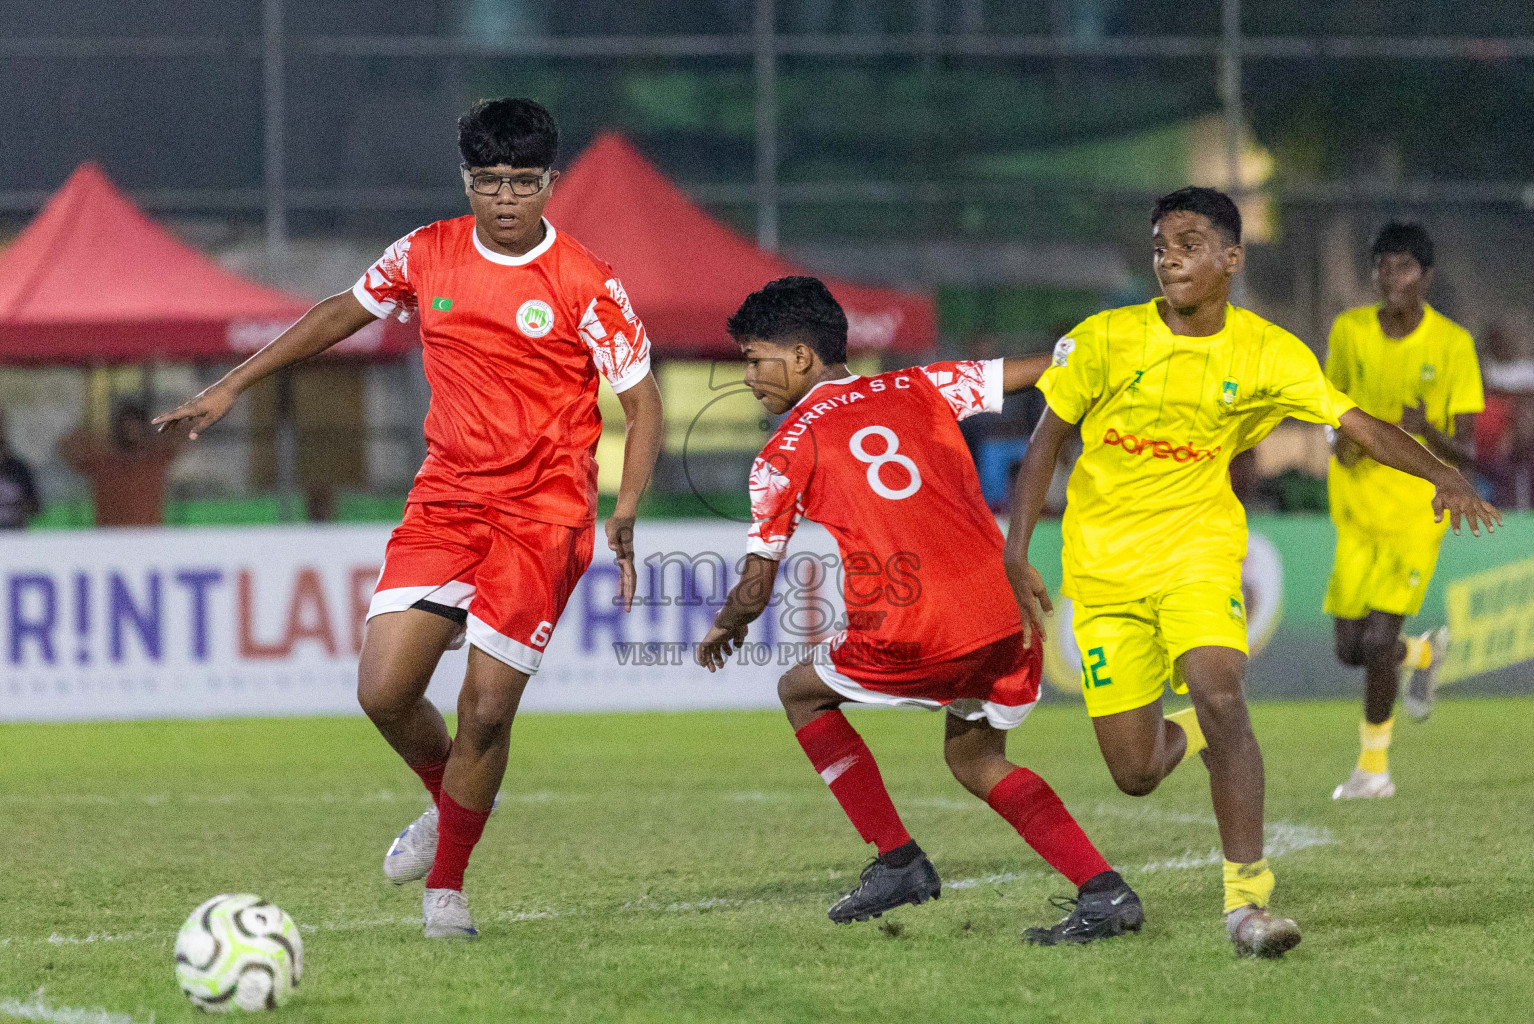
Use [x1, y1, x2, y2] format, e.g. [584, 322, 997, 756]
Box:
[29, 491, 752, 529]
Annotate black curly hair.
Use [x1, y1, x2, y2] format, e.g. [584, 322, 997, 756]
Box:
[727, 276, 848, 365]
[457, 98, 558, 170]
[1152, 186, 1242, 246]
[1371, 221, 1434, 271]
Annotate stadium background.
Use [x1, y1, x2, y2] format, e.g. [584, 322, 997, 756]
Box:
[1, 0, 1529, 720]
[4, 6, 1534, 1024]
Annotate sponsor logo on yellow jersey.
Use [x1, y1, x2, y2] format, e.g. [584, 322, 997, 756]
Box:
[1101, 428, 1221, 464]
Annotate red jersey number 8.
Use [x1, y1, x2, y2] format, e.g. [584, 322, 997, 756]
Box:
[849, 425, 922, 500]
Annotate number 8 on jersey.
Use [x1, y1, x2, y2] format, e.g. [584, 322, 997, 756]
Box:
[849, 425, 922, 500]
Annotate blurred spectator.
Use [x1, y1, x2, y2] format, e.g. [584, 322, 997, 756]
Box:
[0, 412, 41, 529]
[59, 401, 182, 527]
[959, 333, 1049, 510]
[1229, 448, 1258, 504]
[1475, 320, 1534, 508]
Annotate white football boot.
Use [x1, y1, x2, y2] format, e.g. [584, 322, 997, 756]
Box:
[423, 887, 478, 940]
[384, 804, 439, 884]
[1331, 768, 1395, 800]
[1403, 626, 1449, 722]
[1227, 905, 1302, 958]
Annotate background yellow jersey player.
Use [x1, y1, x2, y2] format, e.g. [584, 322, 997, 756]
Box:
[1005, 187, 1500, 959]
[1325, 222, 1484, 802]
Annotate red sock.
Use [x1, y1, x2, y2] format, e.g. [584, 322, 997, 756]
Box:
[424, 790, 492, 891]
[408, 746, 450, 806]
[795, 711, 911, 855]
[987, 767, 1112, 887]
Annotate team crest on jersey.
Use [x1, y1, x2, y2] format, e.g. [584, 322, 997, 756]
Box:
[1228, 595, 1245, 622]
[1052, 336, 1075, 367]
[1420, 363, 1437, 382]
[517, 299, 555, 338]
[1221, 377, 1239, 405]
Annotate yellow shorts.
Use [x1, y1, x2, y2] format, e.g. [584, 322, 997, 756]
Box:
[1072, 578, 1250, 718]
[1323, 524, 1444, 619]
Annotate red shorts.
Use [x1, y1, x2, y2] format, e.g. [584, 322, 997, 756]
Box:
[367, 501, 594, 675]
[817, 631, 1042, 731]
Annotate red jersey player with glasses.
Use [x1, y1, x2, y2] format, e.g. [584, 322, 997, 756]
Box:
[155, 99, 664, 939]
[696, 277, 1141, 943]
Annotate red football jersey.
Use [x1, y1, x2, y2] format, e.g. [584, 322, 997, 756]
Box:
[353, 216, 651, 527]
[747, 361, 1022, 668]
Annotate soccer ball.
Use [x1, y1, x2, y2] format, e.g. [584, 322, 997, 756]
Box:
[174, 894, 303, 1011]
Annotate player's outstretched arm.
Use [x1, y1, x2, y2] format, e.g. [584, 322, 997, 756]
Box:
[1399, 404, 1477, 469]
[1001, 408, 1074, 646]
[1001, 353, 1052, 394]
[608, 373, 664, 612]
[1337, 407, 1501, 536]
[152, 291, 378, 440]
[696, 554, 780, 672]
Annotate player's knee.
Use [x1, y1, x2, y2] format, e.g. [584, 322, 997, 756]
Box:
[776, 670, 828, 717]
[1334, 635, 1365, 667]
[461, 682, 519, 731]
[943, 748, 997, 798]
[775, 671, 800, 709]
[356, 673, 412, 723]
[1358, 625, 1400, 667]
[1108, 763, 1161, 797]
[1194, 688, 1252, 748]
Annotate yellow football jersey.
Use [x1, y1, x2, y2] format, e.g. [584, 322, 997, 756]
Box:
[1038, 301, 1356, 604]
[1325, 304, 1484, 536]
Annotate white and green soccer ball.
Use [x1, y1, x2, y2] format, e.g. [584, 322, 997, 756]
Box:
[174, 894, 303, 1012]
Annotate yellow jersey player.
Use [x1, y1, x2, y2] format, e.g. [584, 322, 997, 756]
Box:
[1325, 223, 1484, 801]
[1004, 187, 1499, 958]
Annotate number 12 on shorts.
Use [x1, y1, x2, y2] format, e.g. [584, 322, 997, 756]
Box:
[1081, 646, 1112, 689]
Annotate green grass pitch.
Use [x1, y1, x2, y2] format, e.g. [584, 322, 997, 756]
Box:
[4, 697, 1533, 1023]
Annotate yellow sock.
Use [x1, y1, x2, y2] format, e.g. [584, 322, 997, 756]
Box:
[1223, 858, 1275, 914]
[1358, 718, 1393, 775]
[1401, 634, 1431, 671]
[1166, 706, 1207, 763]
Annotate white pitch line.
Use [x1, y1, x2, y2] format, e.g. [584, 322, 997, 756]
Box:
[948, 871, 1031, 890]
[0, 991, 151, 1024]
[2, 820, 1335, 949]
[1139, 822, 1335, 874]
[1086, 802, 1218, 827]
[43, 932, 157, 947]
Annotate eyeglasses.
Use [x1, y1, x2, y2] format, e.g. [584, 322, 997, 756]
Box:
[465, 169, 551, 197]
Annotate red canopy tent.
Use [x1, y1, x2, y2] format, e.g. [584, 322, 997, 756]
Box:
[546, 133, 936, 355]
[0, 163, 413, 364]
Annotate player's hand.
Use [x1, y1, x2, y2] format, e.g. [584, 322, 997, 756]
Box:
[1006, 559, 1053, 649]
[1398, 400, 1429, 436]
[696, 622, 748, 672]
[605, 514, 637, 611]
[1431, 469, 1501, 537]
[152, 381, 237, 440]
